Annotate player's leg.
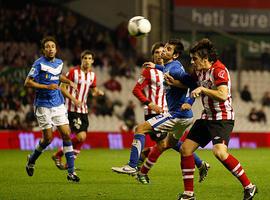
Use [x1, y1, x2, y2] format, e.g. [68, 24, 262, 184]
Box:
[137, 138, 169, 184]
[111, 121, 152, 174]
[54, 105, 79, 182]
[210, 120, 257, 200]
[178, 119, 209, 200]
[174, 132, 210, 183]
[26, 128, 53, 176]
[26, 107, 54, 176]
[57, 124, 79, 182]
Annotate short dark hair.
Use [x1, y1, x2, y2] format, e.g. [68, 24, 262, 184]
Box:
[41, 36, 57, 50]
[81, 50, 95, 60]
[167, 39, 184, 57]
[190, 38, 218, 62]
[151, 42, 165, 55]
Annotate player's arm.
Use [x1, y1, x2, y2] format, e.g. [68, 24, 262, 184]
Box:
[24, 76, 58, 90]
[132, 69, 163, 113]
[191, 85, 228, 102]
[181, 89, 195, 111]
[60, 82, 82, 107]
[90, 87, 104, 96]
[60, 75, 77, 90]
[164, 73, 187, 88]
[142, 62, 164, 72]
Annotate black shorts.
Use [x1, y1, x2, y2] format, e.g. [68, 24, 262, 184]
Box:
[68, 112, 89, 133]
[187, 119, 234, 148]
[145, 114, 167, 142]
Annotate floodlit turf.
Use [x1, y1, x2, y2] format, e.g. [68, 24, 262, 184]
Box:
[0, 148, 269, 200]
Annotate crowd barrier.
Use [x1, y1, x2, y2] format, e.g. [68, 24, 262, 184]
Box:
[0, 130, 270, 150]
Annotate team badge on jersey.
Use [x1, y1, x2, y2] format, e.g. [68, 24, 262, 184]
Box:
[218, 70, 225, 79]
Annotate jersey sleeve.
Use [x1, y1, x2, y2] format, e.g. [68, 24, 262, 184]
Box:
[213, 67, 229, 86]
[155, 64, 164, 72]
[132, 68, 151, 104]
[27, 62, 40, 78]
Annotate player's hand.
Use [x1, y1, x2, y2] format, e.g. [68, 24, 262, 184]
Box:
[181, 103, 192, 111]
[191, 86, 203, 98]
[92, 89, 104, 96]
[69, 81, 78, 91]
[143, 62, 155, 68]
[149, 102, 163, 114]
[47, 84, 59, 90]
[74, 99, 82, 107]
[164, 73, 185, 88]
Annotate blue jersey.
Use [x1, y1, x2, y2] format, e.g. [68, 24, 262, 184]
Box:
[156, 60, 194, 118]
[27, 56, 65, 108]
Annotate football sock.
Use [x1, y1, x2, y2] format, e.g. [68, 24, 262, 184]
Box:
[222, 154, 251, 187]
[63, 140, 75, 174]
[29, 140, 50, 164]
[139, 147, 151, 163]
[141, 144, 161, 174]
[181, 155, 195, 193]
[55, 148, 64, 157]
[128, 134, 145, 168]
[173, 141, 202, 168]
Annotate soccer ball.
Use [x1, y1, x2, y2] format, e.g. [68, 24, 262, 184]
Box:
[127, 16, 151, 37]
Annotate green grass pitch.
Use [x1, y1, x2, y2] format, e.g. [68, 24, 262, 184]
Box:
[0, 148, 269, 200]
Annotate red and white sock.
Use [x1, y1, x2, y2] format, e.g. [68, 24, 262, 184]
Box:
[181, 155, 195, 194]
[222, 154, 251, 187]
[141, 144, 162, 174]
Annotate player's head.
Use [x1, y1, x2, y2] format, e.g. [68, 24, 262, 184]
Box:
[151, 42, 164, 65]
[81, 50, 95, 70]
[190, 38, 217, 71]
[41, 36, 57, 60]
[162, 39, 184, 63]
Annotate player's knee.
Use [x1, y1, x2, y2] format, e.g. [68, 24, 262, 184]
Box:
[42, 136, 53, 144]
[180, 143, 192, 156]
[212, 147, 228, 161]
[135, 123, 148, 134]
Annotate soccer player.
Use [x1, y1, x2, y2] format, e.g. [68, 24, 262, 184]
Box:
[174, 38, 257, 200]
[52, 50, 104, 169]
[111, 39, 203, 180]
[24, 36, 79, 182]
[132, 42, 209, 184]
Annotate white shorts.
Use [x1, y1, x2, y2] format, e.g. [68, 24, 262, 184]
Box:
[147, 112, 193, 140]
[35, 104, 69, 130]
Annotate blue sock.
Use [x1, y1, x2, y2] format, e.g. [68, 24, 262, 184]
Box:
[29, 140, 50, 164]
[128, 134, 145, 168]
[173, 141, 203, 168]
[63, 141, 75, 174]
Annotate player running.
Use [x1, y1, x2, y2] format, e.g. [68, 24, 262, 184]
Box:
[52, 50, 104, 170]
[24, 36, 79, 182]
[168, 38, 258, 200]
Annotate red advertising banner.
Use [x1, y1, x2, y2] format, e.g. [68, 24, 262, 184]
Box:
[0, 130, 270, 150]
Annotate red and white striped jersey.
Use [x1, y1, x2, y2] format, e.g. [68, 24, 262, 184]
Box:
[132, 68, 167, 115]
[65, 66, 96, 113]
[195, 60, 234, 120]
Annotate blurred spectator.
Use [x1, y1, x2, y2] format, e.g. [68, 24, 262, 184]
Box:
[261, 47, 270, 70]
[240, 85, 253, 102]
[248, 107, 259, 122]
[261, 91, 270, 106]
[257, 107, 267, 124]
[103, 75, 122, 92]
[122, 100, 136, 131]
